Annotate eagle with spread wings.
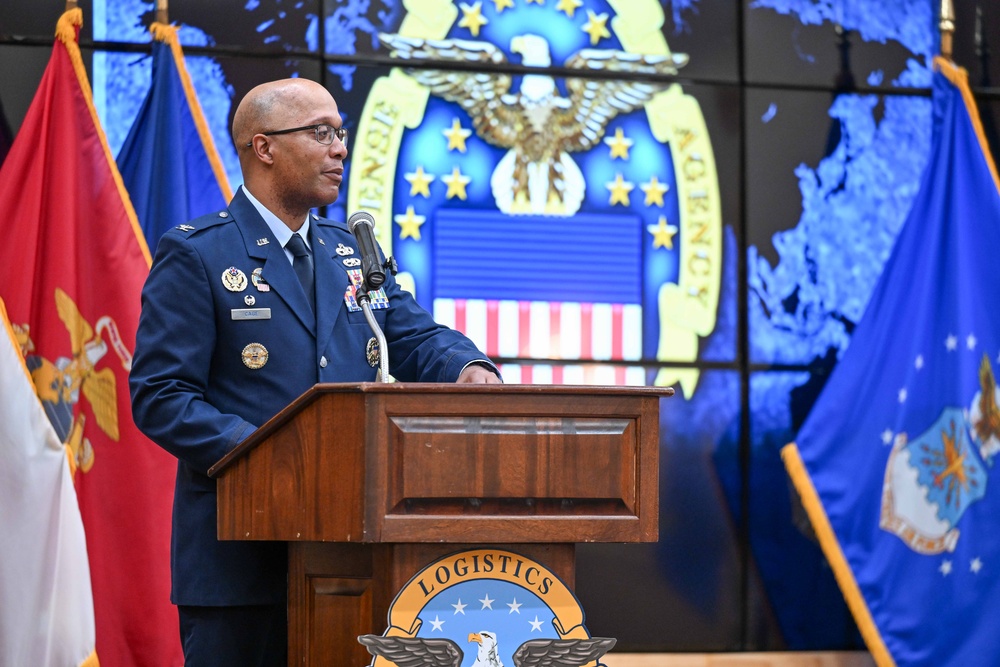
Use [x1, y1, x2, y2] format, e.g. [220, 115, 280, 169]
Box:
[359, 631, 616, 667]
[380, 32, 687, 217]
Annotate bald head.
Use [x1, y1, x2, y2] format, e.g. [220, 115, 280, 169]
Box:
[232, 78, 333, 153]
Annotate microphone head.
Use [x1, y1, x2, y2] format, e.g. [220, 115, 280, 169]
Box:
[348, 210, 375, 232]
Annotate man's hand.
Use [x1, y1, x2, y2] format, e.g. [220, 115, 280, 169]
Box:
[457, 364, 502, 384]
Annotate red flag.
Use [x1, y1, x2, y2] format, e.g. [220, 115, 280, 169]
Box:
[0, 9, 181, 666]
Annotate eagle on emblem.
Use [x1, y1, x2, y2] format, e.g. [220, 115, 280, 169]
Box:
[23, 288, 131, 472]
[380, 32, 687, 217]
[359, 631, 615, 667]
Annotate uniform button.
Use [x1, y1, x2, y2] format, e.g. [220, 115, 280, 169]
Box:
[319, 356, 328, 368]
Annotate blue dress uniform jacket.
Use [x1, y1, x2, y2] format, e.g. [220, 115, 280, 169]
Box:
[130, 188, 493, 606]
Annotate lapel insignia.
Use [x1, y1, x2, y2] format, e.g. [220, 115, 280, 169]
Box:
[222, 267, 248, 292]
[317, 238, 326, 246]
[251, 267, 270, 292]
[336, 243, 354, 256]
[256, 238, 270, 246]
[177, 224, 195, 231]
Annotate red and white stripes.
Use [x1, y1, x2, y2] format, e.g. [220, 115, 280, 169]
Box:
[434, 298, 646, 385]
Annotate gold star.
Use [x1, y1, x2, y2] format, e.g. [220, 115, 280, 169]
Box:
[443, 118, 472, 152]
[648, 216, 678, 250]
[604, 128, 633, 160]
[443, 166, 471, 200]
[404, 165, 435, 198]
[492, 0, 514, 11]
[555, 0, 582, 17]
[458, 2, 489, 37]
[605, 173, 634, 206]
[641, 176, 670, 207]
[394, 206, 426, 241]
[581, 10, 610, 45]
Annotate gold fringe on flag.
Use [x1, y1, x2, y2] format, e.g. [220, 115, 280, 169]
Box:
[781, 444, 895, 667]
[53, 9, 153, 267]
[149, 22, 234, 202]
[934, 56, 1000, 193]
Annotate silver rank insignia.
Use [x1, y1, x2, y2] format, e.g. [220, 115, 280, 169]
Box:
[317, 238, 326, 246]
[366, 337, 380, 368]
[244, 295, 256, 306]
[336, 243, 354, 256]
[343, 257, 361, 267]
[242, 342, 268, 369]
[251, 267, 270, 292]
[222, 267, 248, 292]
[177, 224, 195, 231]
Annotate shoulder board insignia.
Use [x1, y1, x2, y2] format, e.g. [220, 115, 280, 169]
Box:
[177, 224, 196, 232]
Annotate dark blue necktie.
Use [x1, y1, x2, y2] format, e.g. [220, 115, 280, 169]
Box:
[286, 232, 314, 309]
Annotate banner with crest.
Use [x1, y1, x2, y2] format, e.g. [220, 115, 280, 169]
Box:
[784, 58, 1000, 667]
[0, 9, 181, 665]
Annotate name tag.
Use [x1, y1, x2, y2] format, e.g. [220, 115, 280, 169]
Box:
[231, 308, 271, 320]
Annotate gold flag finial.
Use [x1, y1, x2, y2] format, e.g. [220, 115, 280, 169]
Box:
[156, 0, 169, 25]
[64, 0, 78, 10]
[940, 0, 956, 61]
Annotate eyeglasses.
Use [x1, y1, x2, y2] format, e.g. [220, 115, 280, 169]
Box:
[245, 123, 348, 148]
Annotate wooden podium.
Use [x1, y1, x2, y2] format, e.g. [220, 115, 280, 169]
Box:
[209, 383, 668, 665]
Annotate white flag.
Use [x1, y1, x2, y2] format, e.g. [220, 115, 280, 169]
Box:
[0, 299, 96, 666]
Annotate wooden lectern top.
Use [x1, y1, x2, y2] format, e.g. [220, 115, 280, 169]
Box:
[210, 383, 670, 545]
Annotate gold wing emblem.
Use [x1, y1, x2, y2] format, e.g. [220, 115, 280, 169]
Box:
[55, 287, 94, 355]
[81, 367, 119, 441]
[380, 32, 686, 216]
[976, 354, 1000, 444]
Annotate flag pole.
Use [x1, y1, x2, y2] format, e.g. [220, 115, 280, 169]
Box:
[156, 0, 168, 26]
[940, 0, 955, 62]
[64, 0, 77, 10]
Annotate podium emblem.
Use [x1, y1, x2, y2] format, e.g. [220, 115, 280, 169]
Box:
[359, 548, 615, 666]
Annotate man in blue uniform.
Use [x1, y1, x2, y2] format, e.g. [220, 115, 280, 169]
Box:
[130, 78, 499, 666]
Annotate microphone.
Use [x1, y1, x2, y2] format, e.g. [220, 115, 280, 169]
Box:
[347, 211, 386, 292]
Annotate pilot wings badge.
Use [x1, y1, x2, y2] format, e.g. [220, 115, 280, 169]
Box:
[359, 548, 615, 667]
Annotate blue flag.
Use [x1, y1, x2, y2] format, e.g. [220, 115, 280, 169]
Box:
[118, 23, 231, 253]
[783, 58, 1000, 667]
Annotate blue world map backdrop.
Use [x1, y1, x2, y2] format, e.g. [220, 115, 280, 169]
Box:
[1, 0, 972, 652]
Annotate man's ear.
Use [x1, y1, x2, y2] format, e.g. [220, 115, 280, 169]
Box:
[250, 135, 274, 164]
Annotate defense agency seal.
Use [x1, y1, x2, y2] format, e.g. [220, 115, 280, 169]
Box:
[241, 342, 268, 369]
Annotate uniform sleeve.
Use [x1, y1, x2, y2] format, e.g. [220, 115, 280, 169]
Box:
[378, 271, 499, 382]
[130, 233, 256, 475]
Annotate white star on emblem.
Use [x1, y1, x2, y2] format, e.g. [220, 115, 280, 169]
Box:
[967, 334, 978, 350]
[971, 557, 983, 574]
[529, 616, 545, 632]
[898, 388, 907, 403]
[429, 615, 445, 631]
[915, 355, 924, 369]
[939, 560, 952, 576]
[479, 594, 495, 610]
[881, 429, 894, 445]
[507, 597, 522, 614]
[946, 334, 957, 351]
[452, 599, 467, 615]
